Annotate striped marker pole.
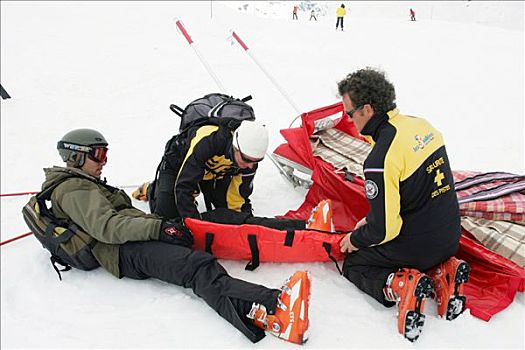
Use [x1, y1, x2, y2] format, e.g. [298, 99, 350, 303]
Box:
[231, 31, 302, 115]
[175, 19, 227, 93]
[0, 232, 32, 246]
[0, 191, 38, 197]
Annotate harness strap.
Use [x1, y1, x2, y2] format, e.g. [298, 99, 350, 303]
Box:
[50, 255, 72, 281]
[245, 235, 260, 271]
[45, 222, 75, 243]
[322, 242, 343, 275]
[284, 229, 295, 247]
[205, 232, 214, 255]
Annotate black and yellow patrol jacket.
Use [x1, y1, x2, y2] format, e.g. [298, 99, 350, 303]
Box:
[175, 124, 256, 219]
[350, 109, 460, 251]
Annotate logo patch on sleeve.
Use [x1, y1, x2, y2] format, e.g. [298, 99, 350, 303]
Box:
[365, 180, 379, 199]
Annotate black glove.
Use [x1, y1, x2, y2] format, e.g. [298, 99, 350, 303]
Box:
[159, 219, 194, 248]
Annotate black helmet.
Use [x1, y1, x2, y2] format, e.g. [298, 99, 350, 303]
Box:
[57, 128, 108, 167]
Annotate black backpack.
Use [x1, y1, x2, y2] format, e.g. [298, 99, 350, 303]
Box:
[170, 93, 255, 133]
[148, 93, 256, 212]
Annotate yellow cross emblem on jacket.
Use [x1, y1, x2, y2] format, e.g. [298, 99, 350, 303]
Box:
[434, 169, 445, 187]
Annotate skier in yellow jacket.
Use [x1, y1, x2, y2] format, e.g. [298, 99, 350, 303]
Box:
[336, 4, 346, 31]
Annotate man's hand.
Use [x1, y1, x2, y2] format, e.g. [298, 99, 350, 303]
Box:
[159, 219, 194, 248]
[340, 232, 359, 253]
[354, 217, 367, 230]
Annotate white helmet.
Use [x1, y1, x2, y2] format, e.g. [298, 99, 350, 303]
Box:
[233, 121, 269, 160]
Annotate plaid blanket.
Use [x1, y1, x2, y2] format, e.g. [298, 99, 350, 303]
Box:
[461, 216, 525, 268]
[453, 171, 525, 224]
[310, 128, 371, 178]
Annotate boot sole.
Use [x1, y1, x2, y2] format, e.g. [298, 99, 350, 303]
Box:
[446, 262, 470, 321]
[403, 275, 433, 342]
[298, 271, 311, 344]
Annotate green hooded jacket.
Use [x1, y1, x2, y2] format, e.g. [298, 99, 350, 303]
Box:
[42, 166, 162, 277]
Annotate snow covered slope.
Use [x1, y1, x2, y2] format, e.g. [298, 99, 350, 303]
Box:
[1, 1, 523, 348]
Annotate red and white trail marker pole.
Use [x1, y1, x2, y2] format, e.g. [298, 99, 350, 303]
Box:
[0, 232, 32, 247]
[173, 21, 299, 183]
[174, 19, 227, 93]
[230, 31, 302, 115]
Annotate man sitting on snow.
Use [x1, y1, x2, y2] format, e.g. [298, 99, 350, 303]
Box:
[39, 128, 311, 345]
[337, 68, 470, 341]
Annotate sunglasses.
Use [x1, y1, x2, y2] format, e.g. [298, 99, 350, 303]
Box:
[346, 105, 364, 119]
[235, 136, 264, 164]
[87, 146, 108, 163]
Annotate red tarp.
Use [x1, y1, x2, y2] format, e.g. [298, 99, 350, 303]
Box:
[275, 101, 525, 321]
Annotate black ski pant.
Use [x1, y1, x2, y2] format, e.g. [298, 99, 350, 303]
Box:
[342, 240, 458, 307]
[119, 241, 281, 343]
[201, 207, 306, 231]
[336, 17, 344, 29]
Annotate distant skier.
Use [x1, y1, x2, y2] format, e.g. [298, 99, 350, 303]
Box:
[410, 8, 416, 21]
[309, 9, 317, 21]
[336, 4, 346, 31]
[293, 5, 298, 20]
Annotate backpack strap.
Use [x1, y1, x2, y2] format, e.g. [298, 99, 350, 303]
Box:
[37, 176, 76, 201]
[37, 173, 118, 201]
[240, 95, 252, 103]
[169, 104, 185, 117]
[50, 255, 72, 281]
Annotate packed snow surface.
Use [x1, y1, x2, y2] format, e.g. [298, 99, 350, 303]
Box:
[1, 1, 523, 348]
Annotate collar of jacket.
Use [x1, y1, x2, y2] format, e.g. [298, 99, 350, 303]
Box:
[225, 135, 240, 170]
[50, 166, 107, 184]
[360, 108, 399, 143]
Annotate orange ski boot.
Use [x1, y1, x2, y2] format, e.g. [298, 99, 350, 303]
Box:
[247, 271, 311, 345]
[383, 268, 434, 342]
[427, 257, 470, 320]
[306, 199, 333, 231]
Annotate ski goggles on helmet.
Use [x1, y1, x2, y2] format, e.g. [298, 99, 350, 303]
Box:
[57, 141, 108, 163]
[87, 146, 108, 163]
[235, 137, 264, 164]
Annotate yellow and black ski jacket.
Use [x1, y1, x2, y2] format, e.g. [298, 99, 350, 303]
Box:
[350, 109, 460, 253]
[175, 124, 256, 219]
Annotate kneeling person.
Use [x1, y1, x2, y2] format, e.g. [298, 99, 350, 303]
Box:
[337, 68, 470, 341]
[151, 120, 268, 220]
